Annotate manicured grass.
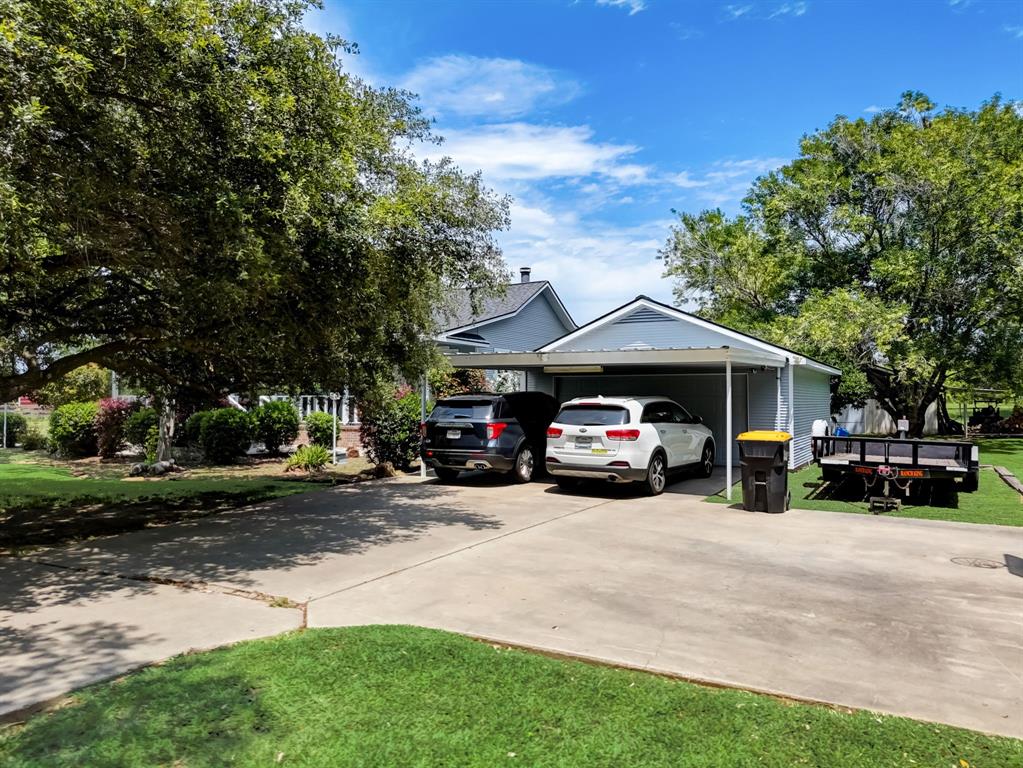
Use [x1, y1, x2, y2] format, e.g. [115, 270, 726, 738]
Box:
[707, 464, 1021, 526]
[0, 626, 1018, 768]
[0, 454, 327, 551]
[977, 437, 1023, 478]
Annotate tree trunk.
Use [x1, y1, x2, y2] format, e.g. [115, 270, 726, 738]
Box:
[865, 366, 946, 438]
[157, 395, 175, 462]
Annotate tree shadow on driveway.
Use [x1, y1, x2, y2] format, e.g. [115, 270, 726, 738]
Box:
[4, 480, 503, 610]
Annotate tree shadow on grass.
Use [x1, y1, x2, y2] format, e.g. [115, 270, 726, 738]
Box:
[1, 647, 272, 768]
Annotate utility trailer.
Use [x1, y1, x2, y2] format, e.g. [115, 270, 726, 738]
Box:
[811, 436, 980, 511]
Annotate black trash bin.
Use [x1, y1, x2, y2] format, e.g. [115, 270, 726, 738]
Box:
[736, 431, 792, 513]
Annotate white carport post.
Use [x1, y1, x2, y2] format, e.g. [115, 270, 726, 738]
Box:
[419, 374, 429, 479]
[725, 355, 733, 500]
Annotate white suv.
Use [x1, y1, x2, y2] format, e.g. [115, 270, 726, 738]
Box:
[545, 396, 715, 495]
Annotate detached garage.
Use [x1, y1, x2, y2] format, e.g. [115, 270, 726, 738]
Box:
[444, 295, 840, 498]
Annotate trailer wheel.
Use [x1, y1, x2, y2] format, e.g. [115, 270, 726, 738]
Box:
[960, 472, 979, 494]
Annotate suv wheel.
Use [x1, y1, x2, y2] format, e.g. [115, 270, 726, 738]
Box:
[512, 446, 534, 484]
[434, 467, 460, 483]
[645, 452, 667, 496]
[697, 442, 715, 478]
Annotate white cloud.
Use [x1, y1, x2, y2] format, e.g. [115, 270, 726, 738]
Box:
[1006, 25, 1023, 40]
[863, 105, 882, 114]
[667, 171, 709, 189]
[677, 157, 787, 206]
[768, 2, 808, 18]
[595, 0, 647, 15]
[724, 4, 753, 19]
[399, 55, 580, 120]
[502, 204, 672, 322]
[423, 123, 649, 183]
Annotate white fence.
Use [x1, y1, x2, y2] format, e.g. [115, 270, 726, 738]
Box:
[256, 392, 360, 424]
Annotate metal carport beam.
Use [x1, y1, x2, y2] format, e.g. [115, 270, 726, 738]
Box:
[444, 347, 788, 370]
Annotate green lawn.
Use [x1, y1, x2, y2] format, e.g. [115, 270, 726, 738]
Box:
[0, 455, 319, 551]
[707, 462, 1022, 527]
[0, 626, 1018, 768]
[977, 437, 1023, 478]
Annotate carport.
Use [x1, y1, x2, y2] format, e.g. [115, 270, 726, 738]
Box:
[443, 296, 840, 500]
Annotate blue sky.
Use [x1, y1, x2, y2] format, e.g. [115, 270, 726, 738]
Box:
[308, 0, 1023, 323]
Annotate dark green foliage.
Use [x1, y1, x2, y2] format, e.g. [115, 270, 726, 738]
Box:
[182, 410, 214, 447]
[93, 398, 137, 458]
[0, 0, 508, 404]
[199, 409, 255, 464]
[49, 402, 99, 457]
[662, 94, 1023, 433]
[31, 365, 109, 408]
[1, 626, 1019, 767]
[254, 401, 299, 455]
[285, 444, 330, 472]
[1, 412, 27, 447]
[124, 407, 159, 448]
[20, 428, 47, 451]
[359, 389, 421, 471]
[304, 411, 337, 449]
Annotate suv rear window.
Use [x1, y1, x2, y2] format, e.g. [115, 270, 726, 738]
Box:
[555, 405, 629, 426]
[430, 400, 494, 420]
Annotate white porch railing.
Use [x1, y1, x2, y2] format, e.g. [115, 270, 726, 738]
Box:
[250, 391, 359, 424]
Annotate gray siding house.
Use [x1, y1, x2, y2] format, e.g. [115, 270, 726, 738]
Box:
[443, 295, 840, 494]
[434, 268, 576, 354]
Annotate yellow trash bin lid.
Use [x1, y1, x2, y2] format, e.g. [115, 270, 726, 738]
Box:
[736, 430, 792, 442]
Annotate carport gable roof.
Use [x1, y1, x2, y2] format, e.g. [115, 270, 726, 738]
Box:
[536, 295, 840, 375]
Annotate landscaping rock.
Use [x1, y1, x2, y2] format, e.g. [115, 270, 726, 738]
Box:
[129, 463, 147, 477]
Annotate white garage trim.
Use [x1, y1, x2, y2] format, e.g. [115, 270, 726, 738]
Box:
[445, 346, 786, 370]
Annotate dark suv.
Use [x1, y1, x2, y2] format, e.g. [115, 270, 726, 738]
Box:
[421, 392, 559, 483]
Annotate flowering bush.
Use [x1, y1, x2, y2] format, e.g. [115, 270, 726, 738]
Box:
[94, 398, 138, 458]
[359, 389, 421, 471]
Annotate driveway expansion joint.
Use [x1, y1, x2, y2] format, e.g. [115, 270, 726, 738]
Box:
[21, 557, 305, 612]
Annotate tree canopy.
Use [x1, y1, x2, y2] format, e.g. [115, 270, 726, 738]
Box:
[0, 0, 509, 403]
[662, 93, 1023, 434]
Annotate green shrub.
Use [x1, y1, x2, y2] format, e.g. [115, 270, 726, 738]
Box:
[94, 398, 138, 458]
[2, 412, 27, 447]
[124, 407, 159, 448]
[20, 428, 47, 451]
[33, 364, 110, 407]
[359, 389, 421, 471]
[305, 411, 337, 448]
[255, 400, 300, 455]
[199, 408, 255, 463]
[182, 410, 213, 446]
[144, 425, 160, 463]
[285, 444, 331, 472]
[49, 401, 100, 457]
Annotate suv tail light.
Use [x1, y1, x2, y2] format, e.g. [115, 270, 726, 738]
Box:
[606, 429, 641, 441]
[487, 422, 508, 440]
[546, 426, 563, 438]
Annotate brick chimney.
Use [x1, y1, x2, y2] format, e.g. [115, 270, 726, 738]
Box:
[520, 267, 531, 283]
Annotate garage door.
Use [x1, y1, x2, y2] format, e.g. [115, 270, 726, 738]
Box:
[554, 373, 748, 466]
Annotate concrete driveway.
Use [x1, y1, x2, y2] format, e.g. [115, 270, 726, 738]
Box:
[2, 472, 1020, 738]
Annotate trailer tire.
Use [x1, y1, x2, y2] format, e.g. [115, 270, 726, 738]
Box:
[960, 472, 979, 494]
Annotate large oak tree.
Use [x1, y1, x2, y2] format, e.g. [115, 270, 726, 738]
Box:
[662, 93, 1023, 435]
[0, 0, 509, 413]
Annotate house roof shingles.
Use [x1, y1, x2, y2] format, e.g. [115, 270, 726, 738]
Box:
[434, 281, 549, 332]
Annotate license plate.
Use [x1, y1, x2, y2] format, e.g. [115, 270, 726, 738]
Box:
[574, 436, 592, 449]
[591, 448, 609, 455]
[446, 430, 461, 439]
